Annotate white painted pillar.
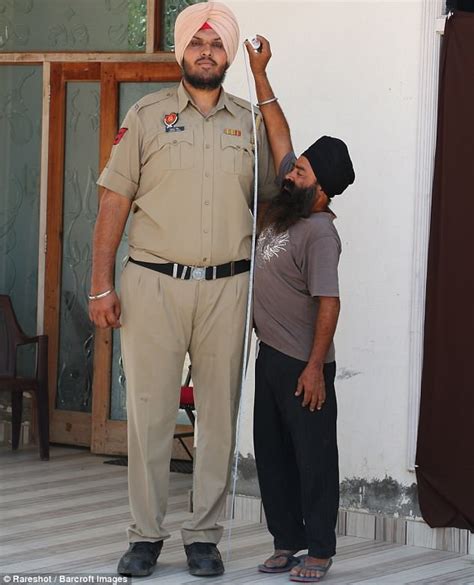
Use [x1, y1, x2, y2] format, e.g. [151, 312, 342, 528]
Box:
[407, 0, 445, 471]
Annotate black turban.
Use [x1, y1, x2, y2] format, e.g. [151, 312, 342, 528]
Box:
[301, 136, 355, 197]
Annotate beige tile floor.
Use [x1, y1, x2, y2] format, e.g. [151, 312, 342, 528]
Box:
[1, 446, 473, 584]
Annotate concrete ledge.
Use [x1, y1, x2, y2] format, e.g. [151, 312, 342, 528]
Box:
[226, 495, 472, 555]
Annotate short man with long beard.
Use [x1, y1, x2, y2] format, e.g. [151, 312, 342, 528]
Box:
[246, 37, 355, 582]
[89, 3, 276, 578]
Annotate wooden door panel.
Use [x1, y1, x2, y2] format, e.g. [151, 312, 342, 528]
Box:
[45, 63, 101, 446]
[45, 60, 188, 455]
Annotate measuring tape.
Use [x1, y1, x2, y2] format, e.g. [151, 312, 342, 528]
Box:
[225, 40, 262, 562]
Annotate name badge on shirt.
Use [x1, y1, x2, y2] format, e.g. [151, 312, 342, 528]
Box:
[165, 126, 185, 133]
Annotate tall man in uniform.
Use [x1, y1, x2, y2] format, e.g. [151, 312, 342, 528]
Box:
[88, 3, 276, 578]
[245, 38, 355, 582]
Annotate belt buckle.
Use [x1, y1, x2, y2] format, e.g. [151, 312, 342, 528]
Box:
[191, 266, 206, 281]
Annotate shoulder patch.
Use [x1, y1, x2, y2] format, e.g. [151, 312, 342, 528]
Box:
[113, 127, 128, 145]
[134, 86, 178, 112]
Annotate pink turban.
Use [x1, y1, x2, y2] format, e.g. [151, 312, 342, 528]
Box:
[174, 2, 240, 66]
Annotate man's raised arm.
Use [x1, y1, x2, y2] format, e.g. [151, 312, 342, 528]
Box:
[245, 36, 292, 173]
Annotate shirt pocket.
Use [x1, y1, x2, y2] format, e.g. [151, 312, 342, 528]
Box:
[220, 133, 254, 175]
[156, 129, 195, 170]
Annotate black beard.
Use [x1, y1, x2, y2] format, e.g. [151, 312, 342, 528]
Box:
[182, 60, 227, 90]
[260, 179, 316, 234]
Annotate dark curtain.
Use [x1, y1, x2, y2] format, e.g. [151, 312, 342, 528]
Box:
[416, 11, 474, 531]
[446, 0, 474, 12]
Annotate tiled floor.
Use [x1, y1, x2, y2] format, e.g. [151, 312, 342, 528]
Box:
[1, 445, 473, 584]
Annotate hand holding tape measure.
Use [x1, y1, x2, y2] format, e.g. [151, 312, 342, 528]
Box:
[244, 34, 272, 79]
[248, 34, 262, 52]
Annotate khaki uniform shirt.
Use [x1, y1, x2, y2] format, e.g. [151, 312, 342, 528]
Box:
[97, 81, 277, 266]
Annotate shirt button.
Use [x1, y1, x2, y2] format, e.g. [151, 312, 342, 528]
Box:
[203, 229, 209, 234]
[205, 172, 210, 178]
[203, 257, 207, 262]
[205, 144, 211, 149]
[204, 200, 210, 205]
[173, 139, 178, 144]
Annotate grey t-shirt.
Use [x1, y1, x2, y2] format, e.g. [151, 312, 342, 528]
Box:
[253, 152, 341, 363]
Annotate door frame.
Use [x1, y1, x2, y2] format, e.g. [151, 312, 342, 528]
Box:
[44, 62, 102, 447]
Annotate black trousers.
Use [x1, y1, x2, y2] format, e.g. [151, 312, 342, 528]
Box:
[254, 342, 339, 558]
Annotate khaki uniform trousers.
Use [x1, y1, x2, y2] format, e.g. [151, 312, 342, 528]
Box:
[120, 260, 249, 545]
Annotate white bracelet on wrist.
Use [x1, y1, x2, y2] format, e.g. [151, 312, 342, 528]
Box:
[257, 96, 278, 107]
[88, 288, 114, 301]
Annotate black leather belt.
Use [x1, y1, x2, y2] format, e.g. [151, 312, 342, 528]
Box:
[129, 257, 250, 281]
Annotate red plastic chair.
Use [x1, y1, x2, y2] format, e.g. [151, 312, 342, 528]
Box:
[0, 295, 49, 460]
[175, 366, 195, 461]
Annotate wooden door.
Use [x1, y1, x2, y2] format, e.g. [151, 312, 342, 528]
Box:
[44, 61, 181, 452]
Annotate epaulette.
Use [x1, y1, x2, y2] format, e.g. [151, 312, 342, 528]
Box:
[228, 94, 262, 126]
[228, 94, 253, 112]
[133, 87, 177, 112]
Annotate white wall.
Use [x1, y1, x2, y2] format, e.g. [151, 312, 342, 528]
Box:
[223, 0, 430, 486]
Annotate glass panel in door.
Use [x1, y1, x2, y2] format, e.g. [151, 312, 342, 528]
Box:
[56, 81, 100, 412]
[161, 0, 204, 50]
[0, 64, 42, 376]
[0, 0, 147, 52]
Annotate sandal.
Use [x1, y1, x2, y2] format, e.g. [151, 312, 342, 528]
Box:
[258, 550, 301, 574]
[289, 556, 333, 582]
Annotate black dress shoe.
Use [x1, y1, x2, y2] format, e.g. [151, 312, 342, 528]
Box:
[184, 542, 225, 577]
[117, 541, 163, 577]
